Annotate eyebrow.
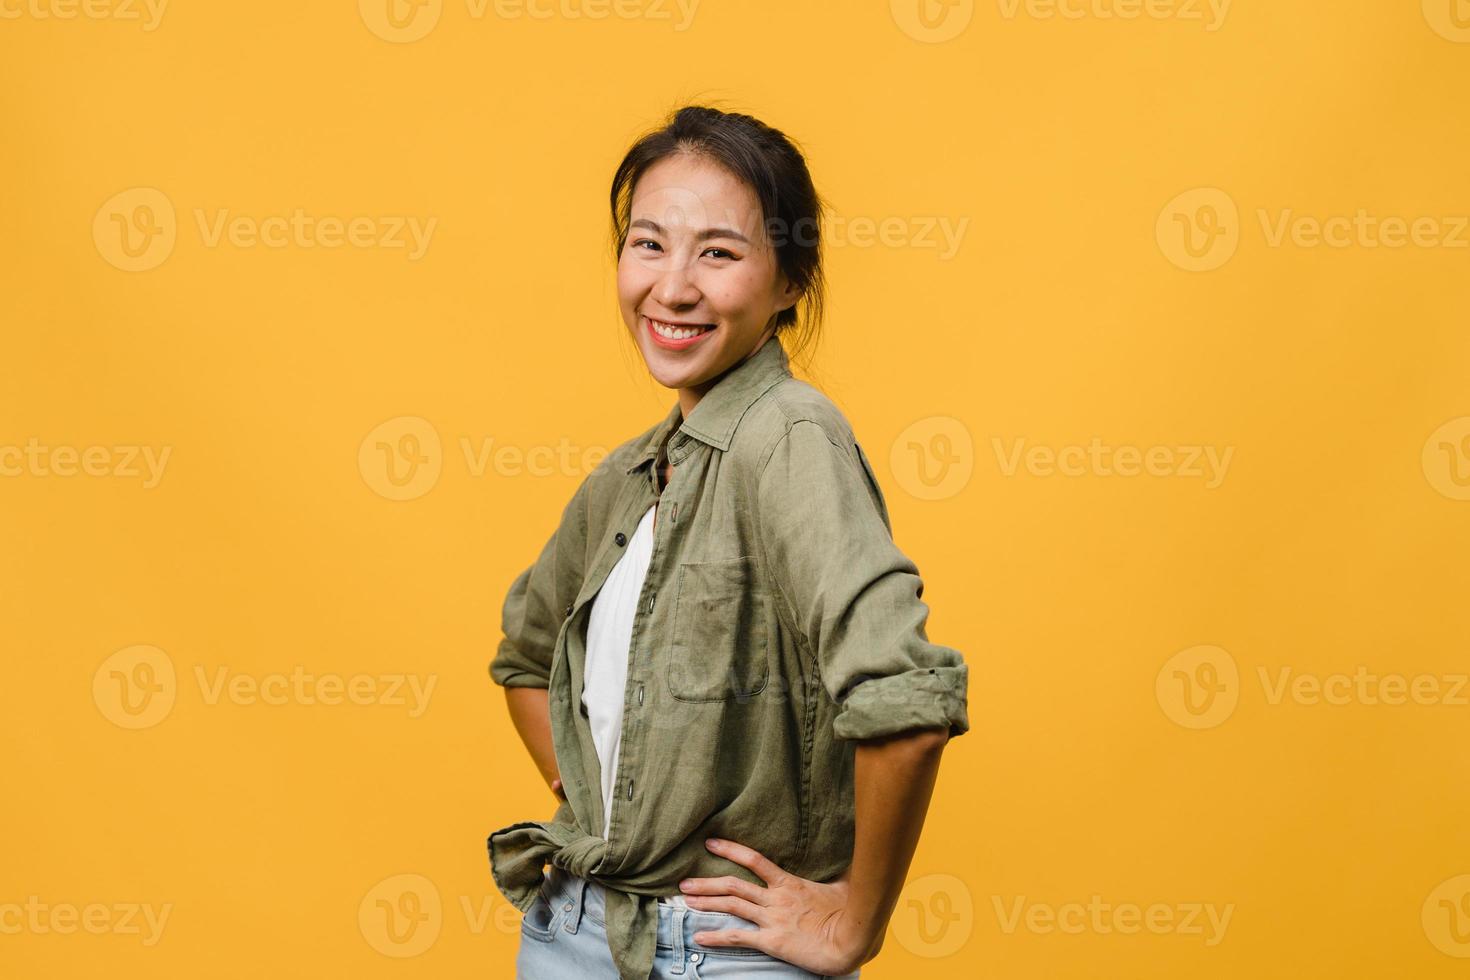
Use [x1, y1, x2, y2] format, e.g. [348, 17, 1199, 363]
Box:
[630, 218, 750, 245]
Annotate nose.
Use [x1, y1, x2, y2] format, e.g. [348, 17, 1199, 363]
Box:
[650, 257, 702, 311]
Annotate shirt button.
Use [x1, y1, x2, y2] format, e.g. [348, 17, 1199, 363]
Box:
[564, 602, 573, 617]
[646, 595, 654, 614]
[615, 532, 627, 546]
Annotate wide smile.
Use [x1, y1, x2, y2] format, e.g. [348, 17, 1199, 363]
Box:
[643, 314, 717, 350]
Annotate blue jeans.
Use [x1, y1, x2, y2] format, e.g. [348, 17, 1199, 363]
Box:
[516, 864, 862, 979]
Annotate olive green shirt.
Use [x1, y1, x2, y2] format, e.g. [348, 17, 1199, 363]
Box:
[486, 335, 970, 980]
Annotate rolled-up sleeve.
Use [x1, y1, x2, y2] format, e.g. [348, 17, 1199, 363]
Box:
[755, 418, 971, 742]
[489, 476, 592, 689]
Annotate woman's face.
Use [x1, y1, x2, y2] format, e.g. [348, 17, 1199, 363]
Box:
[617, 153, 801, 400]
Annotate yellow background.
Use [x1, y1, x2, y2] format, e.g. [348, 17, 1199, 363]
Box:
[4, 1, 1470, 977]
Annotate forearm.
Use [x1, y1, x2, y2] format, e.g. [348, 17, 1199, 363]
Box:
[503, 685, 561, 791]
[844, 726, 950, 955]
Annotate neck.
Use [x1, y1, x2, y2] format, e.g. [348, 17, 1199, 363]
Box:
[675, 327, 778, 420]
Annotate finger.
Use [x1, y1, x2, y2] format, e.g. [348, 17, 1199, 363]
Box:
[679, 875, 768, 905]
[691, 927, 767, 952]
[705, 838, 788, 887]
[682, 894, 768, 924]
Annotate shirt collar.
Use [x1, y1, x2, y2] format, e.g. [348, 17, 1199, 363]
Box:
[623, 334, 792, 474]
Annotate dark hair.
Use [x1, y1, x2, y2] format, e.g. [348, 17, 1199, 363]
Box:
[609, 103, 827, 368]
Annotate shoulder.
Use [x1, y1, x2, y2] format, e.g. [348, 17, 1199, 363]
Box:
[733, 376, 895, 531]
[733, 375, 859, 468]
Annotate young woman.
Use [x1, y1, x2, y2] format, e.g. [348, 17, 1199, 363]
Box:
[488, 105, 970, 980]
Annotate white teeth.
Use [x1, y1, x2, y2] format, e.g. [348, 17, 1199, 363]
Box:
[648, 316, 712, 341]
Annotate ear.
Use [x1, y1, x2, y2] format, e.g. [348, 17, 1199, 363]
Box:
[776, 276, 802, 313]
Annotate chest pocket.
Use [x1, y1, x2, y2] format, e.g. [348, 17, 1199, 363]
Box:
[667, 556, 772, 702]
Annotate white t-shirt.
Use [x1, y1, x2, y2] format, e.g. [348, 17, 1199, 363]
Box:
[581, 501, 658, 841]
